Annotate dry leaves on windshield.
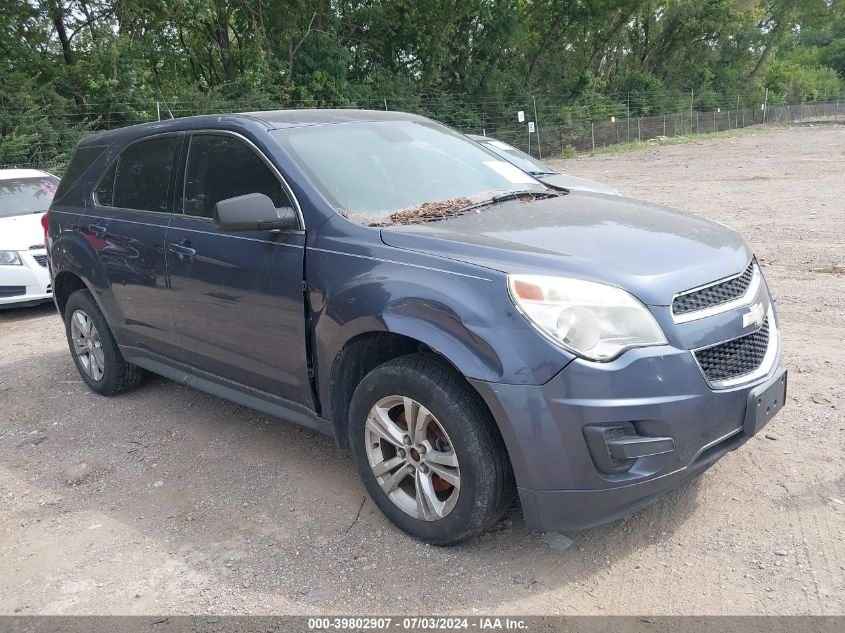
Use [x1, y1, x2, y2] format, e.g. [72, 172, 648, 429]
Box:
[388, 197, 473, 225]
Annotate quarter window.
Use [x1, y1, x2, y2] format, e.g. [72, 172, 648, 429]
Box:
[183, 134, 291, 219]
[53, 145, 105, 203]
[94, 161, 117, 207]
[111, 136, 180, 213]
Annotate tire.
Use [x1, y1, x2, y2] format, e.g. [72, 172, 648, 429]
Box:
[348, 354, 514, 545]
[64, 289, 144, 396]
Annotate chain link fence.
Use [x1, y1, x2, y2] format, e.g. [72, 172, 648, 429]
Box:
[467, 98, 845, 159]
[1, 94, 844, 174]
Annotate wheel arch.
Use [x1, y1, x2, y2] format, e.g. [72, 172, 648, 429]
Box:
[53, 270, 90, 319]
[50, 230, 115, 323]
[327, 330, 503, 452]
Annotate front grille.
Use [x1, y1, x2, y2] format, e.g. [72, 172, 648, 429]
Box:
[673, 262, 754, 316]
[694, 318, 769, 382]
[33, 255, 49, 268]
[0, 286, 26, 298]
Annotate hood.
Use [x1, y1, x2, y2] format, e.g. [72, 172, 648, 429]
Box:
[540, 172, 620, 196]
[380, 191, 752, 306]
[0, 213, 44, 250]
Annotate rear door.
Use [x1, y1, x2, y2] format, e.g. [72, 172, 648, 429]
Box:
[87, 134, 182, 357]
[164, 132, 309, 404]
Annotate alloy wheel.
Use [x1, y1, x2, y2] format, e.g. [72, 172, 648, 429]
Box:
[364, 395, 461, 521]
[70, 309, 105, 381]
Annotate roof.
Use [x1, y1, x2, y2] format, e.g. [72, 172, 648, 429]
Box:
[0, 168, 57, 181]
[78, 109, 431, 147]
[242, 108, 428, 128]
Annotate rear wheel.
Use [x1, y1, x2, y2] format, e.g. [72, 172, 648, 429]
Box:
[64, 289, 143, 396]
[348, 355, 513, 544]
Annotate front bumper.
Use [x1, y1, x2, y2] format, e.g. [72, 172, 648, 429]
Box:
[471, 342, 785, 532]
[0, 249, 52, 308]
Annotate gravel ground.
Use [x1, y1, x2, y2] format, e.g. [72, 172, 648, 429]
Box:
[1, 125, 843, 615]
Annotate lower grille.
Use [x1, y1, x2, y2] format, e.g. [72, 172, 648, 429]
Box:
[694, 318, 770, 382]
[33, 255, 49, 267]
[0, 286, 26, 298]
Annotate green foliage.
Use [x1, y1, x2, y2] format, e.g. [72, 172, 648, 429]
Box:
[0, 0, 842, 168]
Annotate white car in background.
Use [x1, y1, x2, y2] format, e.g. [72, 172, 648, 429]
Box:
[0, 169, 59, 308]
[467, 134, 620, 195]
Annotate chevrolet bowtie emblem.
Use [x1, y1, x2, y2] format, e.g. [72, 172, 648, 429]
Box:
[742, 302, 765, 329]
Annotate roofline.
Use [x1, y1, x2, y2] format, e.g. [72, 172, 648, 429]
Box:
[76, 109, 434, 146]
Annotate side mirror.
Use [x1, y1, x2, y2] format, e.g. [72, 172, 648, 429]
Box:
[213, 193, 298, 232]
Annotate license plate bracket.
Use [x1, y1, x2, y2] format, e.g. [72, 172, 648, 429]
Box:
[744, 368, 787, 437]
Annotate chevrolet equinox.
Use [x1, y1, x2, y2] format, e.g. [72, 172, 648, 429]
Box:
[46, 110, 787, 544]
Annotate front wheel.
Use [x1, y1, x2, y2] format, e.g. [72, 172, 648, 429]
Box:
[348, 355, 514, 544]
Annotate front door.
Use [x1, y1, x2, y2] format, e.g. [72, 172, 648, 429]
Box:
[165, 132, 309, 404]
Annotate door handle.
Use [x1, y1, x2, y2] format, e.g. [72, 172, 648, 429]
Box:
[88, 224, 106, 236]
[168, 240, 196, 257]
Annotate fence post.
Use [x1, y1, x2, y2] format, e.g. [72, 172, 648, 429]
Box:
[591, 121, 595, 150]
[763, 88, 768, 124]
[637, 117, 641, 141]
[663, 114, 666, 137]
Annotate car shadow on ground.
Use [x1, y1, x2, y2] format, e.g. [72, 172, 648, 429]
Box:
[2, 344, 708, 611]
[0, 301, 55, 324]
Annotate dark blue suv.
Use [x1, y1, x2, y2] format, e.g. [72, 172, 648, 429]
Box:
[46, 110, 787, 544]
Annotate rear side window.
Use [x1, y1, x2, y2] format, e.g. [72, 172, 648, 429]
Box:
[183, 134, 291, 218]
[111, 136, 180, 213]
[53, 145, 105, 202]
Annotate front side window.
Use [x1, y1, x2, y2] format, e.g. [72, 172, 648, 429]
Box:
[111, 136, 180, 213]
[0, 176, 59, 218]
[271, 120, 545, 224]
[183, 134, 292, 219]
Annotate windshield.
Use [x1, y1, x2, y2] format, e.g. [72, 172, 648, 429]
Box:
[271, 120, 547, 223]
[476, 139, 556, 175]
[0, 176, 59, 218]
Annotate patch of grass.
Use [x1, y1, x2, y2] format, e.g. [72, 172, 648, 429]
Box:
[587, 127, 763, 156]
[563, 127, 765, 159]
[560, 144, 578, 159]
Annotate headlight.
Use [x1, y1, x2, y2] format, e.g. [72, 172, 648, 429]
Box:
[508, 274, 667, 361]
[0, 250, 22, 266]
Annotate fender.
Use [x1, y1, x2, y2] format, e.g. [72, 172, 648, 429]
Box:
[49, 218, 120, 327]
[307, 225, 573, 421]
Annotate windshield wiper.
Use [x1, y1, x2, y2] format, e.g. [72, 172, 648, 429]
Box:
[528, 170, 559, 176]
[372, 190, 561, 227]
[444, 189, 561, 216]
[490, 190, 559, 204]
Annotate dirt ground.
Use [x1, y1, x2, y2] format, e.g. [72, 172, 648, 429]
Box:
[1, 125, 843, 616]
